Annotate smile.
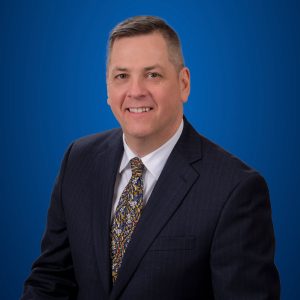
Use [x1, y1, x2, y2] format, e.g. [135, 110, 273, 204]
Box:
[127, 107, 152, 113]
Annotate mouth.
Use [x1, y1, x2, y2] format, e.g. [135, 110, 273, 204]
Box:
[126, 107, 153, 113]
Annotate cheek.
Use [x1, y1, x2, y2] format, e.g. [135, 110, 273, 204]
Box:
[108, 89, 125, 108]
[156, 86, 181, 108]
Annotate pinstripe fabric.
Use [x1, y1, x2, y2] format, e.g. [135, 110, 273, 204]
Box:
[111, 157, 144, 283]
[21, 120, 280, 299]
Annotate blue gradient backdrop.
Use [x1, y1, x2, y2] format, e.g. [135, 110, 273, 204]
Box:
[1, 0, 299, 299]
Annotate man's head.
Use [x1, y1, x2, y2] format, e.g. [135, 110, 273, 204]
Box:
[107, 16, 185, 73]
[106, 16, 190, 156]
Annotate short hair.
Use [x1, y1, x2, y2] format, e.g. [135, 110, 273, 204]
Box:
[107, 16, 185, 72]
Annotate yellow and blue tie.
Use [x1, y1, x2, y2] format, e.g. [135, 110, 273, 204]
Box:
[111, 157, 145, 283]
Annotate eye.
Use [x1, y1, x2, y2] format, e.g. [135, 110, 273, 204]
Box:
[115, 73, 128, 79]
[146, 72, 162, 79]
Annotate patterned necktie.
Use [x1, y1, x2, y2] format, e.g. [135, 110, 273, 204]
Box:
[111, 157, 145, 283]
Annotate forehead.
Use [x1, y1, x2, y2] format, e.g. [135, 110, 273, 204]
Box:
[108, 33, 170, 68]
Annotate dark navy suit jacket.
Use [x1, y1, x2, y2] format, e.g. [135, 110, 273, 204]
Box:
[21, 119, 280, 299]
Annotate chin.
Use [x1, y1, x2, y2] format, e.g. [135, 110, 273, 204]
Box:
[124, 126, 154, 140]
[127, 131, 151, 140]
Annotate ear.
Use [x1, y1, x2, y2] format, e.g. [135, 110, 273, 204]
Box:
[106, 78, 111, 106]
[179, 67, 190, 103]
[106, 71, 110, 105]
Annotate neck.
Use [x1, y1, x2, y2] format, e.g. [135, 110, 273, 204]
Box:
[124, 118, 183, 157]
[125, 139, 164, 158]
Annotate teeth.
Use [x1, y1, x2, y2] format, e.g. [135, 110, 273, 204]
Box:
[128, 107, 151, 113]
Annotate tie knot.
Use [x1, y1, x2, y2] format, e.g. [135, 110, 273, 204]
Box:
[130, 157, 144, 178]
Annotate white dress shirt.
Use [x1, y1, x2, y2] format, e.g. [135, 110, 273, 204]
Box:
[111, 120, 184, 220]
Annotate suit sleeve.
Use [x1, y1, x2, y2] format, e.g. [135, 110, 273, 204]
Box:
[210, 173, 280, 300]
[21, 144, 78, 300]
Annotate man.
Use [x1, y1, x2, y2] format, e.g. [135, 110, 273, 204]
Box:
[21, 16, 280, 299]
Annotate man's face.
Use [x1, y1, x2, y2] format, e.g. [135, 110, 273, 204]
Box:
[106, 33, 190, 153]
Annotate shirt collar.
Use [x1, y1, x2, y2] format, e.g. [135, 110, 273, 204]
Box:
[119, 119, 184, 180]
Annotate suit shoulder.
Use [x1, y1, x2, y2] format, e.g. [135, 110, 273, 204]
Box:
[198, 133, 263, 182]
[203, 135, 249, 167]
[68, 128, 122, 158]
[74, 128, 122, 147]
[180, 120, 262, 181]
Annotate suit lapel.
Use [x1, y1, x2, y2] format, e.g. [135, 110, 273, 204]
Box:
[91, 130, 123, 294]
[110, 120, 203, 300]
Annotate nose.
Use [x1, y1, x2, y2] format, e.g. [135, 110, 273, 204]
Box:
[127, 77, 147, 99]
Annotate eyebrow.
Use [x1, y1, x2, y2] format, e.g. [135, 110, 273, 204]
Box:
[111, 67, 128, 72]
[111, 64, 164, 73]
[144, 64, 164, 71]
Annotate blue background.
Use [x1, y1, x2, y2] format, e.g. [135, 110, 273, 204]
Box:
[1, 0, 299, 299]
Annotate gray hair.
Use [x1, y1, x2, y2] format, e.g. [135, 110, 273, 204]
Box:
[107, 16, 185, 72]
